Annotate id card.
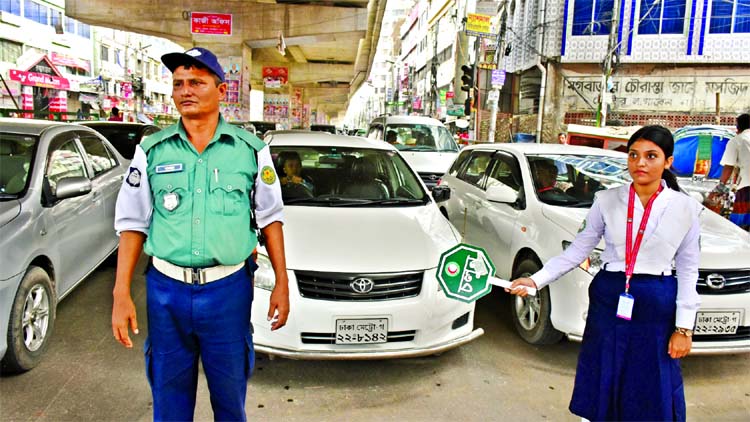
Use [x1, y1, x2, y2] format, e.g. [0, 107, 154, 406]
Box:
[616, 293, 634, 320]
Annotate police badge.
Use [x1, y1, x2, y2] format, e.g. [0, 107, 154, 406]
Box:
[126, 167, 141, 187]
[163, 192, 180, 211]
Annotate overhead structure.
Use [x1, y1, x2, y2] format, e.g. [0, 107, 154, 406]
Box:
[65, 0, 386, 122]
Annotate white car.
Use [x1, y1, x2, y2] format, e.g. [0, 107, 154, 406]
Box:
[367, 115, 459, 189]
[250, 131, 482, 359]
[437, 143, 750, 354]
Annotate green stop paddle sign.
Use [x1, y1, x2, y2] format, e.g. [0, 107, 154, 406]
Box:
[437, 243, 536, 303]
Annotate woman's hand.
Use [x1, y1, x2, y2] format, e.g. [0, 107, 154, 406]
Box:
[668, 331, 692, 359]
[505, 277, 538, 297]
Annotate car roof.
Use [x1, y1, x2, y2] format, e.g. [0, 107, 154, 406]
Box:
[375, 115, 445, 126]
[464, 142, 627, 158]
[76, 121, 158, 129]
[266, 131, 395, 150]
[0, 117, 72, 136]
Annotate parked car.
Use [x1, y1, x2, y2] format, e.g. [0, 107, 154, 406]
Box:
[248, 121, 279, 137]
[0, 118, 126, 372]
[230, 121, 257, 135]
[310, 124, 337, 134]
[76, 121, 161, 160]
[251, 131, 482, 359]
[367, 115, 459, 189]
[437, 142, 750, 354]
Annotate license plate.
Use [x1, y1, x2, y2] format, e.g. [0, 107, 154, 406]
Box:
[694, 311, 742, 336]
[335, 318, 388, 345]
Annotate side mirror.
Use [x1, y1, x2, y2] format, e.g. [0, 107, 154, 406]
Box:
[55, 176, 92, 200]
[432, 185, 451, 202]
[486, 183, 517, 203]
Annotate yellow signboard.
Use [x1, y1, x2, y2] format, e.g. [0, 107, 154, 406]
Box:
[466, 13, 494, 38]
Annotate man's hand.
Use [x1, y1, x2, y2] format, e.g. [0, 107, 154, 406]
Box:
[267, 280, 290, 331]
[112, 291, 139, 348]
[505, 277, 538, 298]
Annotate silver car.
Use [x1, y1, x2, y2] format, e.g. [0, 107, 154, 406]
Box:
[0, 118, 125, 372]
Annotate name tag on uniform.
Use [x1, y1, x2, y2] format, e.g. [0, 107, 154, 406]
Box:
[616, 293, 635, 320]
[155, 163, 184, 174]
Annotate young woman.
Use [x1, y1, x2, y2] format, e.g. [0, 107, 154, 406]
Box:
[508, 125, 701, 421]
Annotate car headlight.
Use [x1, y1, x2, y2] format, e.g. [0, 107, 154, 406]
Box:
[562, 241, 603, 276]
[253, 253, 276, 291]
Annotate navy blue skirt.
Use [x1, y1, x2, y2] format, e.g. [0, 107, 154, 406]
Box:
[569, 270, 686, 421]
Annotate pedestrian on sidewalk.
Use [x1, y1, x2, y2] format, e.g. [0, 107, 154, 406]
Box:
[715, 113, 750, 231]
[111, 46, 290, 421]
[508, 125, 700, 421]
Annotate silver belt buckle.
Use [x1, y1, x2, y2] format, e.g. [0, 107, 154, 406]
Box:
[183, 268, 207, 284]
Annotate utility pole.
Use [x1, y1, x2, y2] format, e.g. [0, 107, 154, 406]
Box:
[597, 0, 621, 128]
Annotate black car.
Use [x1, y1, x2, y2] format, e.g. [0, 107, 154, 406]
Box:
[76, 121, 161, 159]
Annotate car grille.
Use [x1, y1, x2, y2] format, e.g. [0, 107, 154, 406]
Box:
[300, 330, 416, 344]
[695, 269, 750, 295]
[295, 270, 423, 301]
[419, 172, 443, 189]
[694, 326, 750, 342]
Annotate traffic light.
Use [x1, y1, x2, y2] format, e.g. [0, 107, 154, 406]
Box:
[460, 64, 474, 93]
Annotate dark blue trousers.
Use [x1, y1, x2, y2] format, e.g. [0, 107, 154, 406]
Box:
[144, 262, 256, 422]
[570, 270, 686, 421]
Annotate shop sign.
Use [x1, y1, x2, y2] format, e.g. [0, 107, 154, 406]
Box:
[465, 13, 494, 39]
[262, 67, 289, 88]
[191, 12, 232, 35]
[50, 53, 90, 72]
[9, 69, 70, 90]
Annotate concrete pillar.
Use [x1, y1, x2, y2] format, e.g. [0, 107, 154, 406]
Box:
[542, 61, 566, 143]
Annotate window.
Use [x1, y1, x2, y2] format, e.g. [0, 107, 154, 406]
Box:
[65, 16, 75, 33]
[100, 45, 109, 62]
[572, 0, 615, 35]
[457, 150, 494, 188]
[448, 150, 472, 177]
[23, 0, 47, 25]
[710, 0, 750, 33]
[77, 22, 90, 38]
[0, 38, 23, 63]
[639, 0, 687, 34]
[79, 136, 116, 176]
[50, 8, 61, 28]
[45, 138, 86, 195]
[487, 152, 522, 192]
[1, 0, 21, 16]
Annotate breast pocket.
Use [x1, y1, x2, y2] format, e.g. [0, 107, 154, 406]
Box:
[209, 173, 249, 216]
[151, 172, 190, 215]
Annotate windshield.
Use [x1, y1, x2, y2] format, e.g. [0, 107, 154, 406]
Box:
[0, 135, 37, 198]
[527, 154, 631, 207]
[270, 145, 428, 207]
[385, 123, 458, 152]
[85, 125, 148, 159]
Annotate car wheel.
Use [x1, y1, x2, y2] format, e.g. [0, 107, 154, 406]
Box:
[1, 266, 56, 373]
[510, 258, 563, 345]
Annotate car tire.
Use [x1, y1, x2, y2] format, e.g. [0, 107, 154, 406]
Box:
[1, 266, 56, 373]
[510, 258, 563, 345]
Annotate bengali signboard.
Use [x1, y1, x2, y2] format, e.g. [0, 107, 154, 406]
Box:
[191, 12, 232, 35]
[465, 13, 494, 39]
[262, 66, 288, 89]
[564, 76, 750, 114]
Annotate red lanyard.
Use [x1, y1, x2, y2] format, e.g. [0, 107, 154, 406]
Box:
[625, 184, 663, 293]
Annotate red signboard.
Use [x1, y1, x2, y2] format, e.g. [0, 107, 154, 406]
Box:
[191, 12, 232, 35]
[9, 69, 70, 90]
[262, 67, 288, 88]
[50, 52, 90, 72]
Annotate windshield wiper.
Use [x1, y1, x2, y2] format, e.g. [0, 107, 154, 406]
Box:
[399, 146, 434, 151]
[343, 198, 428, 206]
[571, 200, 594, 208]
[0, 193, 17, 199]
[283, 197, 370, 206]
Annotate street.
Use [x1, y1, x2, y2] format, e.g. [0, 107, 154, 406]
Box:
[1, 255, 748, 421]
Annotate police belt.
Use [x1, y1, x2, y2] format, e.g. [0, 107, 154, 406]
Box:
[153, 257, 245, 285]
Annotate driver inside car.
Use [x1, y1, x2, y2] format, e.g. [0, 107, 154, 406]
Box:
[278, 151, 314, 196]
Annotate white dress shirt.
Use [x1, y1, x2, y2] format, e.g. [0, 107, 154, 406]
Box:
[532, 181, 702, 329]
[720, 129, 750, 189]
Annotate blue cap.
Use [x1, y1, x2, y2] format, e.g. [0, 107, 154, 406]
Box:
[161, 47, 225, 82]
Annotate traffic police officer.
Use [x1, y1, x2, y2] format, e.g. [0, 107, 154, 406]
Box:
[112, 47, 290, 421]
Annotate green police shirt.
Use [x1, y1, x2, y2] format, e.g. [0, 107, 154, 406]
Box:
[114, 115, 284, 267]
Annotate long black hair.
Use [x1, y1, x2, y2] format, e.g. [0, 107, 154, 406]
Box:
[626, 125, 680, 191]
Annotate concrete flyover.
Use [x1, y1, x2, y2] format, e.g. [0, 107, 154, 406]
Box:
[65, 0, 386, 123]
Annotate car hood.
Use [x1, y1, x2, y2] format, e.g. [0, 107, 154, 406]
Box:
[0, 200, 21, 229]
[541, 203, 750, 265]
[398, 151, 458, 174]
[698, 207, 750, 264]
[278, 205, 460, 272]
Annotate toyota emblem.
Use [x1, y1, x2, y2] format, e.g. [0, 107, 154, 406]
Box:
[350, 278, 375, 294]
[705, 273, 726, 290]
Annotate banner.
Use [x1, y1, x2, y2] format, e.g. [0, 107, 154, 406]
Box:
[191, 12, 232, 35]
[9, 69, 70, 90]
[262, 67, 288, 88]
[465, 14, 494, 38]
